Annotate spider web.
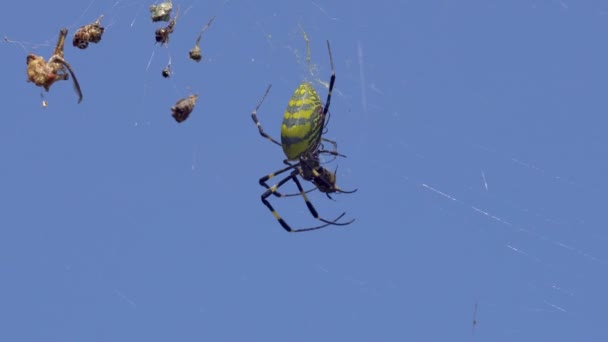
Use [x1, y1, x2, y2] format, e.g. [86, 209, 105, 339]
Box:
[348, 20, 607, 338]
[4, 1, 605, 340]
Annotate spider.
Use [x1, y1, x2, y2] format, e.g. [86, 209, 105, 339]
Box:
[155, 7, 179, 45]
[250, 41, 356, 233]
[162, 58, 172, 78]
[73, 15, 104, 49]
[26, 28, 83, 103]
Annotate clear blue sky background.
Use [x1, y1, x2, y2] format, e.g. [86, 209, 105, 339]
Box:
[2, 0, 607, 340]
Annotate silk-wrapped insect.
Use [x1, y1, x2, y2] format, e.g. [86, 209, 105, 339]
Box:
[171, 94, 198, 123]
[150, 0, 172, 22]
[189, 15, 215, 62]
[27, 28, 83, 103]
[73, 15, 104, 49]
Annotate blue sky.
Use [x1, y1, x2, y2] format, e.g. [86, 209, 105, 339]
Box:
[2, 0, 608, 340]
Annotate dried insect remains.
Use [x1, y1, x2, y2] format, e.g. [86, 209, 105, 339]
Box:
[189, 15, 215, 62]
[150, 0, 173, 22]
[171, 94, 198, 123]
[73, 15, 105, 49]
[26, 28, 83, 103]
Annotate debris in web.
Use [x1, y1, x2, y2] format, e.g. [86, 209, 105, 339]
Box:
[73, 15, 105, 49]
[171, 94, 198, 123]
[155, 6, 179, 45]
[26, 28, 83, 104]
[189, 15, 216, 62]
[162, 57, 171, 78]
[150, 0, 173, 22]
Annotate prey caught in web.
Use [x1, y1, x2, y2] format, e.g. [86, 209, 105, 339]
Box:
[189, 15, 216, 62]
[26, 28, 83, 104]
[73, 15, 105, 49]
[162, 57, 172, 78]
[155, 6, 179, 45]
[171, 94, 198, 123]
[149, 0, 173, 22]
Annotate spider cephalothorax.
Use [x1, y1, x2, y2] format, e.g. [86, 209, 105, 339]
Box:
[73, 15, 104, 49]
[250, 41, 356, 232]
[171, 94, 198, 123]
[26, 28, 83, 103]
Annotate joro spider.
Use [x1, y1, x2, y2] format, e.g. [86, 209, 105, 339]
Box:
[250, 40, 356, 233]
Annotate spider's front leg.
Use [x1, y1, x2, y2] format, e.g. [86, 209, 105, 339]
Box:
[260, 170, 348, 233]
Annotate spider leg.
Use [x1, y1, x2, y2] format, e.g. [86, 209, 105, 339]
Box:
[261, 170, 350, 232]
[321, 137, 338, 150]
[273, 159, 319, 197]
[259, 163, 298, 198]
[280, 187, 318, 198]
[278, 151, 346, 197]
[251, 84, 281, 147]
[321, 40, 336, 122]
[258, 161, 318, 198]
[290, 172, 354, 227]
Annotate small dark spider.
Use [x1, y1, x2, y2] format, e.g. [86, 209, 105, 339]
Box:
[73, 15, 104, 49]
[162, 66, 171, 78]
[189, 15, 215, 62]
[150, 0, 173, 22]
[26, 28, 83, 103]
[171, 94, 198, 123]
[155, 7, 179, 45]
[162, 59, 171, 78]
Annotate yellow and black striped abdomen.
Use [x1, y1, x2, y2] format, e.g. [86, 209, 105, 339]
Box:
[281, 83, 324, 160]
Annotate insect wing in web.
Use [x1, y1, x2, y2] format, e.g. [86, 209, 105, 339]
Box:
[150, 0, 173, 22]
[73, 15, 105, 49]
[189, 15, 216, 62]
[171, 94, 198, 123]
